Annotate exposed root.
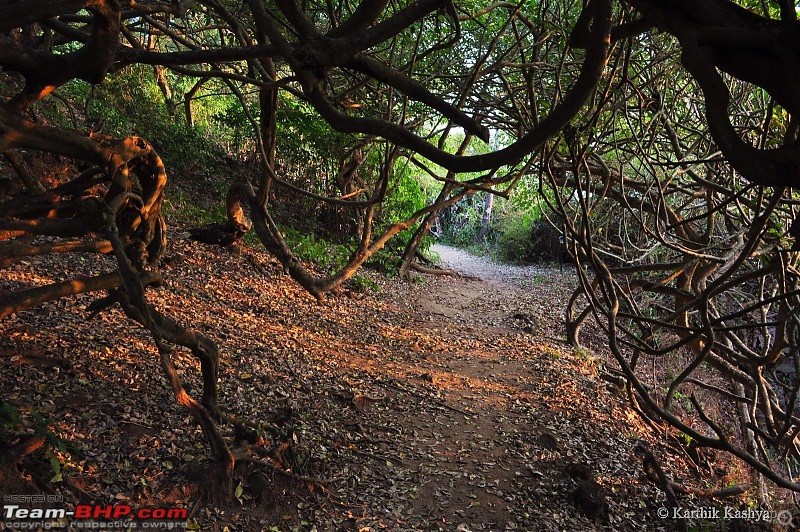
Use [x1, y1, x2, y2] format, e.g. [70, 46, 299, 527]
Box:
[0, 434, 46, 495]
[409, 261, 480, 280]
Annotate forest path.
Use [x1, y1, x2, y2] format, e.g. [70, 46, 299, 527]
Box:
[382, 247, 580, 529]
[418, 244, 570, 341]
[349, 244, 666, 530]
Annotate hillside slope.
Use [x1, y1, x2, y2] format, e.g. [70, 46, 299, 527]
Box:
[0, 237, 757, 530]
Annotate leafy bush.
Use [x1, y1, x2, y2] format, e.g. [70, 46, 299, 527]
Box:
[62, 66, 231, 181]
[382, 168, 427, 223]
[496, 213, 537, 263]
[162, 187, 227, 227]
[497, 217, 563, 264]
[347, 274, 380, 292]
[367, 165, 434, 274]
[281, 226, 349, 273]
[437, 180, 565, 265]
[439, 195, 485, 248]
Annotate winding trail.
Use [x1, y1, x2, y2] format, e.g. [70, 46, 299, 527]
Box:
[358, 244, 667, 530]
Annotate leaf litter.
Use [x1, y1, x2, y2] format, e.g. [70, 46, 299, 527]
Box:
[0, 240, 744, 530]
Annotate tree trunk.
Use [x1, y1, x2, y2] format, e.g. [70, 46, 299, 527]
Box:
[477, 192, 494, 243]
[399, 183, 454, 278]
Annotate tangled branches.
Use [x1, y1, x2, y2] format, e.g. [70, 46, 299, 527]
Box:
[545, 26, 800, 495]
[0, 0, 232, 477]
[3, 0, 800, 502]
[0, 99, 232, 466]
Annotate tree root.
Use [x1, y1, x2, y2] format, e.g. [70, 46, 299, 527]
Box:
[0, 434, 46, 494]
[636, 441, 688, 532]
[409, 261, 481, 280]
[0, 270, 162, 320]
[639, 438, 751, 497]
[236, 454, 339, 487]
[669, 481, 751, 498]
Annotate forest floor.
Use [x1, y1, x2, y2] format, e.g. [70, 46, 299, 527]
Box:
[0, 239, 762, 531]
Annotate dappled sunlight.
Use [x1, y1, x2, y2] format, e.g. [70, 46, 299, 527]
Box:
[0, 237, 683, 529]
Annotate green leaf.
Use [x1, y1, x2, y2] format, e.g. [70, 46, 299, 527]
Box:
[49, 454, 63, 483]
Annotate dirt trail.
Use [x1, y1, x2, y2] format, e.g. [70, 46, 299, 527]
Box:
[397, 246, 569, 529]
[418, 244, 572, 339]
[355, 245, 667, 530]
